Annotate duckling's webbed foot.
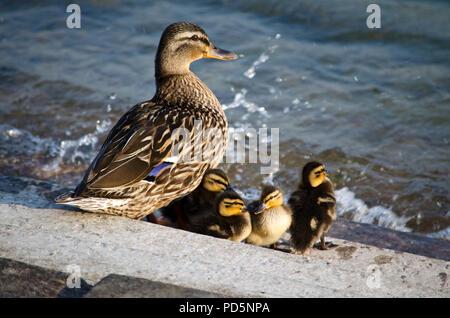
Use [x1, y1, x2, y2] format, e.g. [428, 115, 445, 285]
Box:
[319, 234, 338, 250]
[268, 242, 293, 253]
[319, 242, 338, 250]
[146, 213, 172, 226]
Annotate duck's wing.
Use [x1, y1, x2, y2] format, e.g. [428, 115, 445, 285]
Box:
[287, 187, 308, 213]
[75, 101, 196, 193]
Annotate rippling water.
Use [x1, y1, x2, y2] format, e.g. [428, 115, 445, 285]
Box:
[0, 0, 449, 239]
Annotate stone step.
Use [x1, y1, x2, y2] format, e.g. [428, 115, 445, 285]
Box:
[0, 203, 448, 297]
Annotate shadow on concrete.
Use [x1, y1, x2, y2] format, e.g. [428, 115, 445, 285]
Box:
[83, 274, 225, 298]
[0, 257, 225, 298]
[0, 257, 92, 298]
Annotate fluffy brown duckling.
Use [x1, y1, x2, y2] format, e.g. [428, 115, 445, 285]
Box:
[246, 185, 292, 248]
[188, 190, 251, 242]
[159, 169, 231, 228]
[288, 161, 337, 254]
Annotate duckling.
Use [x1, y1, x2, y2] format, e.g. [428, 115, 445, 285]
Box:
[55, 22, 237, 219]
[246, 186, 292, 248]
[288, 161, 337, 254]
[159, 168, 231, 228]
[188, 190, 251, 242]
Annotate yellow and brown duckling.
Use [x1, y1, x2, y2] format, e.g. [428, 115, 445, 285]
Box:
[159, 168, 231, 228]
[55, 22, 237, 219]
[288, 161, 337, 254]
[188, 190, 251, 242]
[246, 185, 292, 248]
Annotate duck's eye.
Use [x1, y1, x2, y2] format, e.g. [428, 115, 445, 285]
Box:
[191, 35, 199, 41]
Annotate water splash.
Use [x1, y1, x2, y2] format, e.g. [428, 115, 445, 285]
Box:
[244, 52, 269, 79]
[223, 88, 268, 118]
[244, 35, 279, 79]
[0, 119, 112, 176]
[335, 187, 410, 233]
[428, 227, 450, 241]
[0, 124, 57, 158]
[42, 118, 112, 172]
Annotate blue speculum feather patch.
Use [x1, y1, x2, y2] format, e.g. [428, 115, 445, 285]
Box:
[146, 162, 172, 181]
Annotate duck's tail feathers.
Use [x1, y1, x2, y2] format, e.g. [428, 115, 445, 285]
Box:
[55, 191, 76, 203]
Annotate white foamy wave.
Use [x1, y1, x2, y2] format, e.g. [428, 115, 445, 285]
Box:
[244, 52, 269, 79]
[427, 227, 450, 241]
[0, 124, 58, 157]
[243, 42, 279, 79]
[42, 119, 111, 172]
[335, 187, 411, 233]
[223, 88, 268, 118]
[0, 119, 111, 174]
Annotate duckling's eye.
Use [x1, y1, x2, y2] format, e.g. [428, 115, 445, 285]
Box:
[212, 178, 228, 187]
[314, 168, 325, 176]
[191, 35, 199, 41]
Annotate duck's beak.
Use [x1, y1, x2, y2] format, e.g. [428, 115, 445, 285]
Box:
[248, 201, 266, 215]
[205, 45, 238, 60]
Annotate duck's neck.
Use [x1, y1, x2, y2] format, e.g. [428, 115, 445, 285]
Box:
[155, 51, 192, 82]
[154, 72, 220, 109]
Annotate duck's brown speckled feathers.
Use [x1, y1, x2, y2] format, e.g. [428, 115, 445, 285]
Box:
[289, 161, 336, 254]
[55, 22, 236, 219]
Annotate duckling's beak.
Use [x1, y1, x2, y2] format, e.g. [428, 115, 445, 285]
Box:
[205, 45, 238, 60]
[240, 205, 249, 213]
[248, 201, 266, 215]
[225, 185, 234, 191]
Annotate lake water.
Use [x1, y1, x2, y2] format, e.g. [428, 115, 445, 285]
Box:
[0, 0, 448, 240]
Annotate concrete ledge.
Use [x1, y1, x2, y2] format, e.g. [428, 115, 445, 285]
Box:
[327, 218, 450, 261]
[0, 203, 448, 297]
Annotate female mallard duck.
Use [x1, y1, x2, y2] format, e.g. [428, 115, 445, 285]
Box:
[246, 185, 292, 248]
[55, 22, 237, 219]
[188, 190, 251, 242]
[159, 168, 231, 228]
[288, 161, 337, 254]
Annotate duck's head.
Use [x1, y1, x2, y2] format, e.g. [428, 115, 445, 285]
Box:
[202, 169, 231, 193]
[155, 22, 238, 79]
[302, 161, 328, 188]
[248, 185, 284, 215]
[217, 190, 248, 217]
